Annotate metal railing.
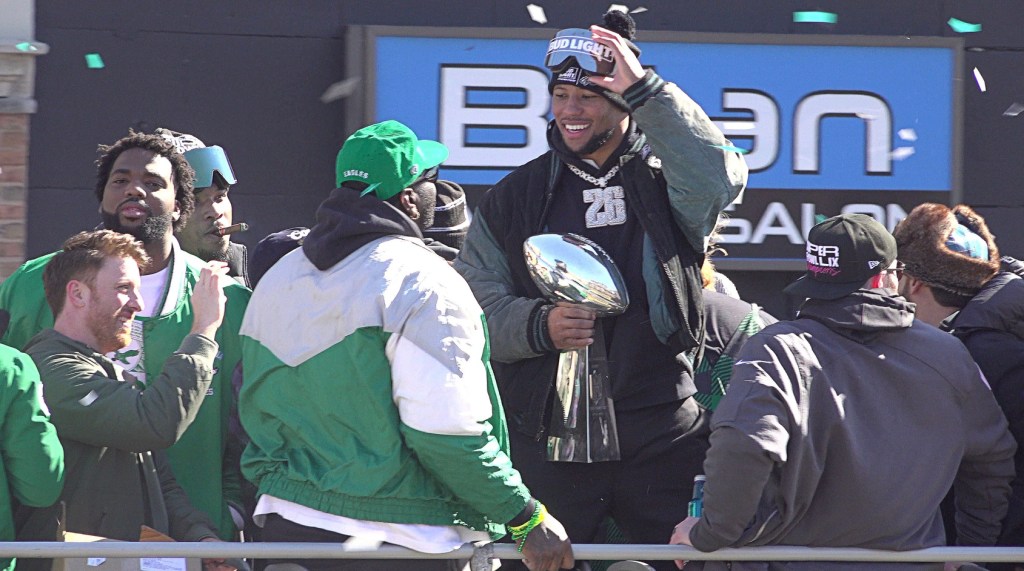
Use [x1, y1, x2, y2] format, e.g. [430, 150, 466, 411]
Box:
[2, 542, 1024, 563]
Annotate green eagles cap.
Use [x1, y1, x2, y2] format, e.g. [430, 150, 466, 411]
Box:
[335, 120, 449, 200]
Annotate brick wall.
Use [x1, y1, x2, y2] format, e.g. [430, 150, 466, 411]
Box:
[0, 113, 27, 279]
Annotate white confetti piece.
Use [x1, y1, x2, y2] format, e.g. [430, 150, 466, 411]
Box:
[897, 128, 917, 141]
[87, 558, 106, 567]
[1003, 102, 1024, 117]
[855, 112, 876, 120]
[320, 77, 361, 103]
[609, 4, 629, 13]
[973, 67, 987, 92]
[630, 6, 648, 13]
[79, 390, 99, 406]
[890, 147, 916, 161]
[527, 4, 547, 24]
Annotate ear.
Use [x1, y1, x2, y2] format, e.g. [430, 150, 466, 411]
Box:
[397, 188, 419, 220]
[66, 280, 90, 309]
[172, 200, 182, 222]
[905, 276, 927, 296]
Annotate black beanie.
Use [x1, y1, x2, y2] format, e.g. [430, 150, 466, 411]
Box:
[547, 10, 641, 113]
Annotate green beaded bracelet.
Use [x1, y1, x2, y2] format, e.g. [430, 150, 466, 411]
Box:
[509, 502, 548, 552]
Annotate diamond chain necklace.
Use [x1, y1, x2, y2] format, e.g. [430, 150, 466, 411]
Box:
[566, 163, 620, 188]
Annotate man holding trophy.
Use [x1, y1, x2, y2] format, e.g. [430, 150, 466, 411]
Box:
[455, 9, 748, 569]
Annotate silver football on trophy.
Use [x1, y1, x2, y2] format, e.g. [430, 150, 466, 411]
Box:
[523, 233, 630, 463]
[523, 233, 629, 316]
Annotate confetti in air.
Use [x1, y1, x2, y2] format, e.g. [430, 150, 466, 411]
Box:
[712, 144, 749, 154]
[609, 4, 629, 13]
[527, 4, 547, 24]
[15, 42, 37, 52]
[890, 147, 916, 161]
[85, 53, 105, 69]
[897, 129, 918, 141]
[1003, 103, 1024, 117]
[947, 18, 982, 33]
[630, 7, 648, 13]
[320, 78, 361, 103]
[793, 11, 838, 24]
[973, 67, 987, 92]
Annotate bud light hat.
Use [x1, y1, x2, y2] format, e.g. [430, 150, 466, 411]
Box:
[334, 120, 448, 201]
[784, 213, 897, 300]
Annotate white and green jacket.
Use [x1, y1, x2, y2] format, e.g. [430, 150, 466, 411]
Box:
[239, 189, 531, 539]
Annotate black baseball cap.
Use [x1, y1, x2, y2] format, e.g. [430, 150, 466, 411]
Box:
[784, 213, 897, 300]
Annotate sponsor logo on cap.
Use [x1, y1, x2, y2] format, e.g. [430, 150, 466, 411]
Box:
[868, 260, 880, 269]
[806, 242, 841, 276]
[546, 37, 615, 63]
[557, 67, 579, 83]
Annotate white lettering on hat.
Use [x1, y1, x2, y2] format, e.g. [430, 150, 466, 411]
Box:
[806, 242, 840, 276]
[557, 68, 579, 83]
[546, 38, 614, 62]
[343, 169, 369, 180]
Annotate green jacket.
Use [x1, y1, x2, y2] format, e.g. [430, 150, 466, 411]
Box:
[0, 240, 251, 539]
[240, 198, 530, 538]
[0, 345, 64, 571]
[22, 329, 219, 543]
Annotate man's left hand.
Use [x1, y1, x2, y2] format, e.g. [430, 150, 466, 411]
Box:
[200, 537, 239, 571]
[588, 25, 645, 95]
[669, 517, 699, 569]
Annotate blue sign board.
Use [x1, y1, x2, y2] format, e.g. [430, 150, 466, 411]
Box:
[362, 28, 962, 266]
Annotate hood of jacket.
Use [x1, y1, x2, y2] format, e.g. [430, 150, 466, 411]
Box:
[796, 289, 916, 343]
[302, 187, 422, 271]
[953, 271, 1024, 340]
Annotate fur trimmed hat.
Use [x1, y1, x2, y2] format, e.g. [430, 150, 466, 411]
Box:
[893, 203, 1000, 296]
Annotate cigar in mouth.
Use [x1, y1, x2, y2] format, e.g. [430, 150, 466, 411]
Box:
[215, 222, 249, 237]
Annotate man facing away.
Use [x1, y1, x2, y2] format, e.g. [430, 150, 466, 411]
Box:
[0, 131, 252, 540]
[19, 229, 233, 569]
[240, 120, 573, 571]
[895, 203, 1024, 569]
[455, 10, 747, 569]
[670, 213, 1016, 571]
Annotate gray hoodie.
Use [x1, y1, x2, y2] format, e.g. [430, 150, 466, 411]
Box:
[690, 290, 1016, 570]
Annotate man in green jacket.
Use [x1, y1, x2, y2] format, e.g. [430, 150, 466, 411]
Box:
[20, 230, 232, 569]
[0, 131, 251, 540]
[0, 344, 64, 571]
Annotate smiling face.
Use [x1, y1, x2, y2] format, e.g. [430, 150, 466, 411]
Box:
[84, 255, 143, 354]
[551, 83, 629, 166]
[100, 148, 180, 245]
[176, 183, 233, 262]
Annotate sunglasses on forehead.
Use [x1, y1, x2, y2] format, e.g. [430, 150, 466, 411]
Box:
[545, 28, 616, 76]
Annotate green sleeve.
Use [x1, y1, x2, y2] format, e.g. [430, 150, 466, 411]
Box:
[0, 349, 64, 507]
[0, 256, 55, 351]
[401, 422, 530, 526]
[36, 334, 218, 452]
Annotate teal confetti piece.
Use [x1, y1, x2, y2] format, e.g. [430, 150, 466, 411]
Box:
[15, 42, 37, 52]
[814, 214, 827, 224]
[947, 17, 981, 33]
[84, 53, 105, 69]
[793, 11, 838, 24]
[712, 144, 749, 154]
